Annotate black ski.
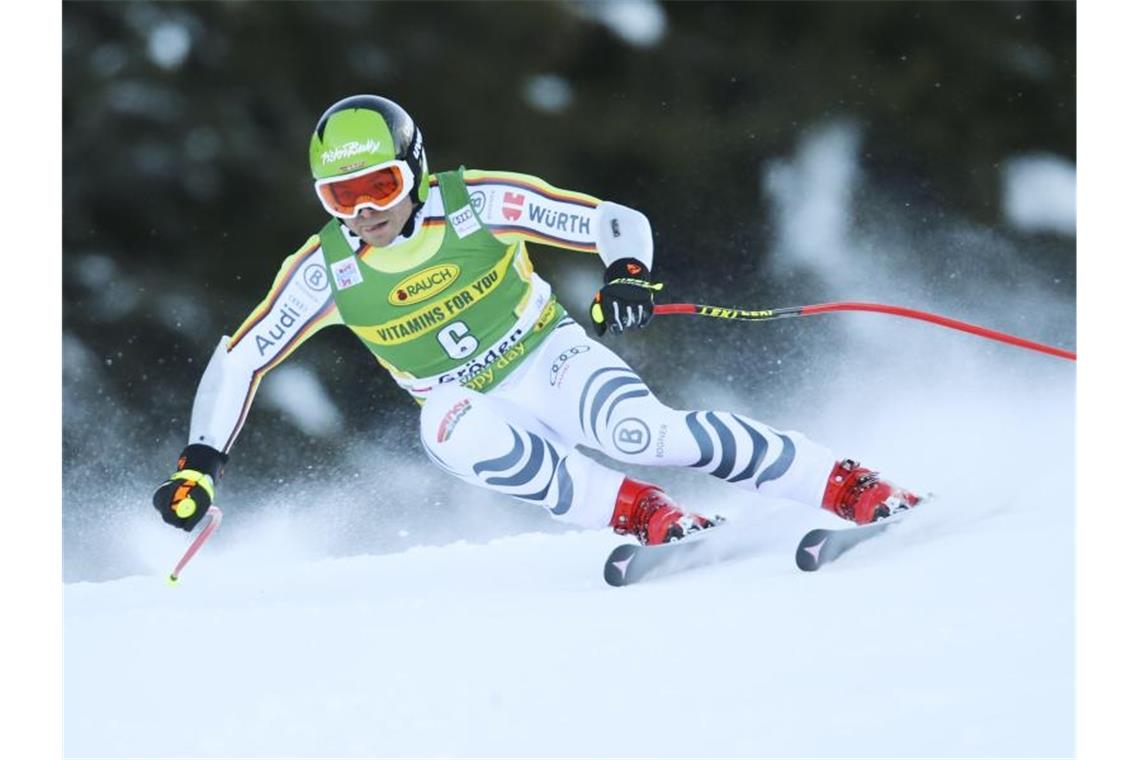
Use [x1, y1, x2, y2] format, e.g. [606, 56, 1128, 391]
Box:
[607, 506, 926, 583]
[795, 514, 907, 571]
[604, 527, 730, 587]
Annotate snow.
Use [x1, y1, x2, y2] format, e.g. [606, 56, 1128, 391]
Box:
[147, 22, 192, 71]
[569, 0, 668, 48]
[764, 121, 861, 277]
[63, 119, 1075, 757]
[1002, 154, 1076, 236]
[522, 74, 575, 114]
[261, 364, 344, 437]
[64, 353, 1074, 757]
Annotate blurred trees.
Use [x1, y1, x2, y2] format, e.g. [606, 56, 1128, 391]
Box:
[62, 0, 1074, 486]
[64, 2, 1074, 276]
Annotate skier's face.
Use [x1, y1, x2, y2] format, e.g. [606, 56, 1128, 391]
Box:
[343, 195, 415, 247]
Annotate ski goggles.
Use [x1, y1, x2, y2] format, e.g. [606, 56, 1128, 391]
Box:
[314, 160, 415, 218]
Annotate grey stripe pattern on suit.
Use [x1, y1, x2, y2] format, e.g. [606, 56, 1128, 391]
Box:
[472, 425, 574, 514]
[684, 411, 796, 488]
[577, 366, 649, 445]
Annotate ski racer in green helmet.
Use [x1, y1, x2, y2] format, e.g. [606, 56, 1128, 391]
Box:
[152, 93, 925, 555]
[310, 94, 430, 246]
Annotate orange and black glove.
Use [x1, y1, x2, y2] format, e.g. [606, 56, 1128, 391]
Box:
[589, 258, 663, 336]
[152, 444, 227, 531]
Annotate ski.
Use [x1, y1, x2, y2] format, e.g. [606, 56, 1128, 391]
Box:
[795, 513, 908, 571]
[607, 502, 930, 583]
[604, 525, 732, 587]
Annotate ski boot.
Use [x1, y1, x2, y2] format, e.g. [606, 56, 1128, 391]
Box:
[609, 477, 721, 545]
[821, 459, 923, 525]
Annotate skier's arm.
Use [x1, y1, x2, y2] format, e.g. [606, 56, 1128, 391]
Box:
[152, 237, 342, 530]
[460, 169, 657, 336]
[460, 169, 654, 268]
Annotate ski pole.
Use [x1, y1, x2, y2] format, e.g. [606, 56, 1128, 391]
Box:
[167, 505, 224, 585]
[655, 301, 1076, 361]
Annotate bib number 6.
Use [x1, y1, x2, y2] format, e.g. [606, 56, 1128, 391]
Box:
[438, 321, 479, 359]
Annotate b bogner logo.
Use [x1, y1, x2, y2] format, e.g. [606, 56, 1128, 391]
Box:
[321, 139, 382, 165]
[389, 264, 460, 306]
[332, 257, 363, 290]
[303, 263, 329, 292]
[612, 417, 651, 455]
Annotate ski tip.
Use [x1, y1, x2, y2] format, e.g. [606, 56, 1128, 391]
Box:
[795, 529, 829, 572]
[604, 544, 639, 587]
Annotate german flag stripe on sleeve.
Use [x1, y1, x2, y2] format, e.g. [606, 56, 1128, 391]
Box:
[222, 299, 338, 452]
[485, 225, 597, 253]
[223, 375, 262, 454]
[462, 170, 600, 208]
[229, 237, 321, 350]
[250, 300, 338, 375]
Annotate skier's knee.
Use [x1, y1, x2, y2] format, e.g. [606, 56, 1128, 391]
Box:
[597, 397, 684, 463]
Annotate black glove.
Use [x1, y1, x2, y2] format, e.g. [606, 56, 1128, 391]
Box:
[152, 444, 228, 531]
[589, 258, 662, 336]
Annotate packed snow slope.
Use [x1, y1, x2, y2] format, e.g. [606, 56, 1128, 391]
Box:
[65, 127, 1074, 757]
[65, 344, 1074, 758]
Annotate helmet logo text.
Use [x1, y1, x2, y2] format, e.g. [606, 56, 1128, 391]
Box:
[321, 139, 383, 165]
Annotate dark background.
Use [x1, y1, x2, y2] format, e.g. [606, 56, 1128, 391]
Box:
[62, 1, 1075, 578]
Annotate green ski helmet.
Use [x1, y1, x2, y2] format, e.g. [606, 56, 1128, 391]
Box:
[309, 95, 430, 218]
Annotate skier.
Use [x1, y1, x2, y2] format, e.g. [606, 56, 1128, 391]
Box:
[153, 95, 922, 545]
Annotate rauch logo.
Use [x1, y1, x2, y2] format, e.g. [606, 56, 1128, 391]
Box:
[388, 264, 461, 306]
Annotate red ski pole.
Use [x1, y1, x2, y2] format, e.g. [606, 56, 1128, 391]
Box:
[655, 301, 1075, 361]
[167, 505, 224, 584]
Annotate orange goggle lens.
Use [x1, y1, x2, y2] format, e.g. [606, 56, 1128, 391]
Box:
[315, 162, 412, 217]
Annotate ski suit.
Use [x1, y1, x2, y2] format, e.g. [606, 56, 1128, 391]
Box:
[187, 169, 836, 527]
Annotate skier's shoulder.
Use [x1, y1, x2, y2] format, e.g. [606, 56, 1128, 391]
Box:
[276, 232, 325, 271]
[457, 168, 601, 208]
[259, 233, 334, 295]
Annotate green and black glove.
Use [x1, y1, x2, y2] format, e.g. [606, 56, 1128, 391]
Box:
[589, 258, 663, 336]
[152, 444, 228, 531]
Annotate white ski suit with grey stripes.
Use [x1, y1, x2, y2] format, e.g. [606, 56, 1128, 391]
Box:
[420, 316, 836, 528]
[187, 168, 837, 528]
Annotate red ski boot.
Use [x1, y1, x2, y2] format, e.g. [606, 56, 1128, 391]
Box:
[609, 477, 720, 545]
[821, 459, 923, 525]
